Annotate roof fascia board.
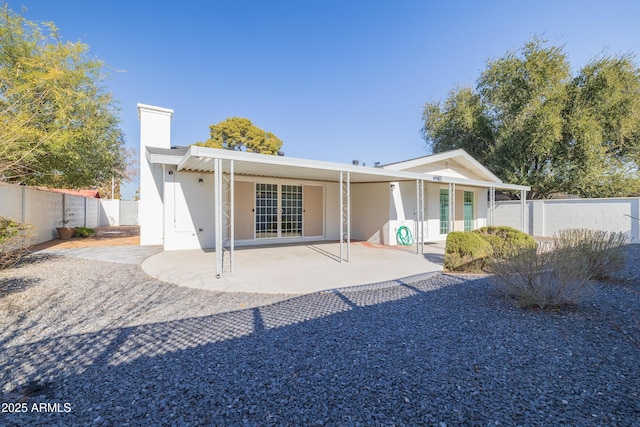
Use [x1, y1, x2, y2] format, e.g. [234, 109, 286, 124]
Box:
[385, 149, 503, 183]
[183, 146, 435, 182]
[147, 148, 181, 165]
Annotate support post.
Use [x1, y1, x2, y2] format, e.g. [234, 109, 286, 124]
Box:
[448, 182, 456, 233]
[346, 171, 351, 262]
[214, 158, 223, 278]
[520, 189, 527, 234]
[489, 187, 496, 226]
[416, 180, 425, 254]
[339, 171, 343, 264]
[230, 160, 234, 276]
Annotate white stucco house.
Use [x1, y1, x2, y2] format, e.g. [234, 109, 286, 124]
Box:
[139, 104, 530, 276]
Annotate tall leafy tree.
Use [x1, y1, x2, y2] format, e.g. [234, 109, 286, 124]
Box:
[422, 38, 640, 198]
[0, 4, 128, 189]
[196, 117, 283, 155]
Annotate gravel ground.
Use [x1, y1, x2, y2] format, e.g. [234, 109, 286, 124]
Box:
[1, 247, 639, 426]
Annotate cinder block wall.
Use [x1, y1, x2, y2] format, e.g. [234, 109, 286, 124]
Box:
[494, 198, 640, 243]
[0, 182, 113, 245]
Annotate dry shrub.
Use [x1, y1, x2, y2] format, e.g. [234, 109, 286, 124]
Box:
[492, 248, 590, 310]
[0, 216, 33, 270]
[492, 228, 630, 309]
[552, 229, 629, 280]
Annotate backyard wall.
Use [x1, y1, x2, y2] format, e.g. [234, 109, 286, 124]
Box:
[0, 182, 136, 245]
[494, 197, 640, 243]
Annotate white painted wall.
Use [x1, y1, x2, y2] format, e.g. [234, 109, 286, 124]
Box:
[162, 168, 216, 250]
[494, 198, 640, 243]
[100, 199, 120, 226]
[0, 182, 106, 244]
[351, 182, 389, 244]
[138, 104, 173, 246]
[23, 187, 62, 243]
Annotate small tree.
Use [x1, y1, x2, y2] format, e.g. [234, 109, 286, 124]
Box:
[196, 117, 283, 155]
[0, 4, 128, 188]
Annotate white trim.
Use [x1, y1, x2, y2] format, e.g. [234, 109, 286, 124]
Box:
[383, 149, 503, 184]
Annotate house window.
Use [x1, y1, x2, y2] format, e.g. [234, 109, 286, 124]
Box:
[439, 189, 449, 234]
[464, 191, 474, 232]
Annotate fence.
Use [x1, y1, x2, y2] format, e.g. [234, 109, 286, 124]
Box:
[0, 182, 138, 245]
[494, 197, 640, 243]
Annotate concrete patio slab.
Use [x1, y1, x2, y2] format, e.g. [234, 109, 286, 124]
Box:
[39, 245, 163, 265]
[141, 241, 445, 294]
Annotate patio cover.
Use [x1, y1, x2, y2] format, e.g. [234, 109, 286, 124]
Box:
[146, 145, 530, 278]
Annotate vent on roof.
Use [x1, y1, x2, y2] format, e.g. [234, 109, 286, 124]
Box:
[374, 162, 381, 168]
[277, 151, 285, 156]
[352, 160, 359, 166]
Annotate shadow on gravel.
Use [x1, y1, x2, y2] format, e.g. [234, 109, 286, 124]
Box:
[0, 277, 42, 298]
[2, 273, 640, 426]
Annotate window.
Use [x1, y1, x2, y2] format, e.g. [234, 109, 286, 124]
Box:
[439, 189, 449, 234]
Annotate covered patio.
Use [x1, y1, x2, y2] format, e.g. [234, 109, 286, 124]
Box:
[141, 240, 446, 294]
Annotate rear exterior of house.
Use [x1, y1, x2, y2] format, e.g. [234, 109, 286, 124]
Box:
[139, 104, 529, 253]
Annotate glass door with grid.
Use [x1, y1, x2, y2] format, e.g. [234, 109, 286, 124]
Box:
[255, 183, 303, 239]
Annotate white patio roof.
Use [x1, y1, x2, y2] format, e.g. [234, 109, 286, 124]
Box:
[146, 145, 530, 191]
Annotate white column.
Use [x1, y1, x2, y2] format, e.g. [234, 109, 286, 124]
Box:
[229, 160, 234, 276]
[346, 171, 351, 263]
[339, 171, 343, 264]
[448, 182, 456, 233]
[138, 104, 173, 246]
[214, 158, 223, 278]
[489, 187, 496, 226]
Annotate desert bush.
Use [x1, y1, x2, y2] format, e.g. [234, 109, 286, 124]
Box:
[472, 226, 537, 260]
[492, 247, 590, 310]
[444, 231, 493, 272]
[552, 229, 629, 280]
[74, 226, 96, 238]
[0, 216, 33, 270]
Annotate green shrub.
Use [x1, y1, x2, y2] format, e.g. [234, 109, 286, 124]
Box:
[74, 227, 96, 238]
[0, 216, 33, 270]
[552, 229, 629, 280]
[445, 231, 493, 272]
[472, 226, 537, 260]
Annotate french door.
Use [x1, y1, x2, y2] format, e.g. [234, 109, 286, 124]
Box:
[255, 183, 303, 238]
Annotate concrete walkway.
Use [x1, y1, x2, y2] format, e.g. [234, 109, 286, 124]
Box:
[141, 241, 445, 294]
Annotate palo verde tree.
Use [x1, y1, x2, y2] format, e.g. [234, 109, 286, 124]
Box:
[422, 38, 640, 199]
[0, 4, 128, 189]
[196, 117, 283, 155]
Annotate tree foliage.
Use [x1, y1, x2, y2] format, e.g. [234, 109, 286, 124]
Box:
[196, 117, 283, 155]
[0, 4, 128, 189]
[423, 38, 640, 198]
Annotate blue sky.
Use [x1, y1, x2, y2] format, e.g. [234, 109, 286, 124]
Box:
[15, 0, 640, 198]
